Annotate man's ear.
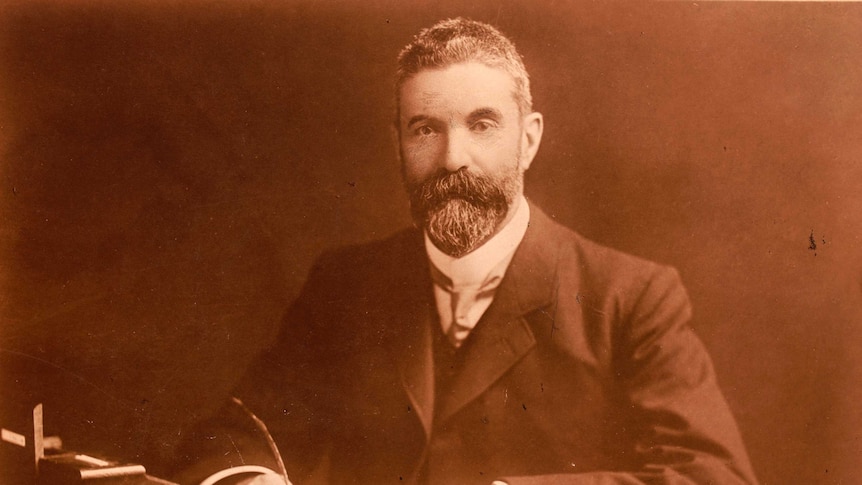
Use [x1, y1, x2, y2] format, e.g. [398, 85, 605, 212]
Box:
[519, 112, 543, 172]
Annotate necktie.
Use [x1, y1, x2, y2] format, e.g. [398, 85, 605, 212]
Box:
[429, 264, 505, 348]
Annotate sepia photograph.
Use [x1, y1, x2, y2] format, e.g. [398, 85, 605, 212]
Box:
[1, 1, 861, 484]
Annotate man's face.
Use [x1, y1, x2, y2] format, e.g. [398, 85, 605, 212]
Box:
[398, 61, 542, 257]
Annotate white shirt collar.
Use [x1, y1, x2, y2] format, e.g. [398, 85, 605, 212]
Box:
[425, 195, 530, 288]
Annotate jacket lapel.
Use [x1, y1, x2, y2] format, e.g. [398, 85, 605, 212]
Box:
[437, 203, 562, 423]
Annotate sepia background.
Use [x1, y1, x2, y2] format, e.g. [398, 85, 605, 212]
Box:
[1, 1, 861, 483]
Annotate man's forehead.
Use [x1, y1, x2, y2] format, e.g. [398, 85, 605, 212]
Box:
[398, 61, 520, 117]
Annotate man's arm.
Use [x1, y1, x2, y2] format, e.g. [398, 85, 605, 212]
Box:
[171, 254, 341, 485]
[498, 267, 758, 485]
[170, 397, 289, 485]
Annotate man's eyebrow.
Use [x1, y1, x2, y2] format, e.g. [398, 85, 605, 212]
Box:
[406, 115, 431, 128]
[468, 107, 503, 121]
[405, 108, 502, 128]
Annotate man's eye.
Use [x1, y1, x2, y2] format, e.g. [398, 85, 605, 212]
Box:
[416, 125, 435, 136]
[471, 120, 495, 133]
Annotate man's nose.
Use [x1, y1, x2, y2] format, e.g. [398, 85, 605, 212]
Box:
[442, 129, 471, 172]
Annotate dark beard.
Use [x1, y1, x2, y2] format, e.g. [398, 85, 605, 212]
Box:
[406, 167, 521, 257]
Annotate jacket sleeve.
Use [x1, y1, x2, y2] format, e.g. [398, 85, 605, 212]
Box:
[171, 254, 342, 485]
[500, 266, 758, 485]
[170, 397, 289, 484]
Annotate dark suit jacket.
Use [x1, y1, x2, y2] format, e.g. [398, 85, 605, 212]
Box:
[180, 204, 757, 485]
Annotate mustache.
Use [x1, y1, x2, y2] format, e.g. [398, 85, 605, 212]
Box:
[411, 169, 507, 209]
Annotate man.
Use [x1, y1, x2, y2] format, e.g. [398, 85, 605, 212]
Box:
[178, 18, 757, 485]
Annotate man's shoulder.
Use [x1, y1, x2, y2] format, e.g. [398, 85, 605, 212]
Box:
[305, 227, 425, 288]
[527, 207, 683, 302]
[531, 206, 669, 277]
[567, 226, 665, 277]
[316, 227, 422, 266]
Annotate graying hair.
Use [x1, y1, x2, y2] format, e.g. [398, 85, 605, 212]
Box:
[396, 17, 533, 116]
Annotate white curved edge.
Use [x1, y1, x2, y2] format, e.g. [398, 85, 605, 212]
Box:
[199, 465, 282, 485]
